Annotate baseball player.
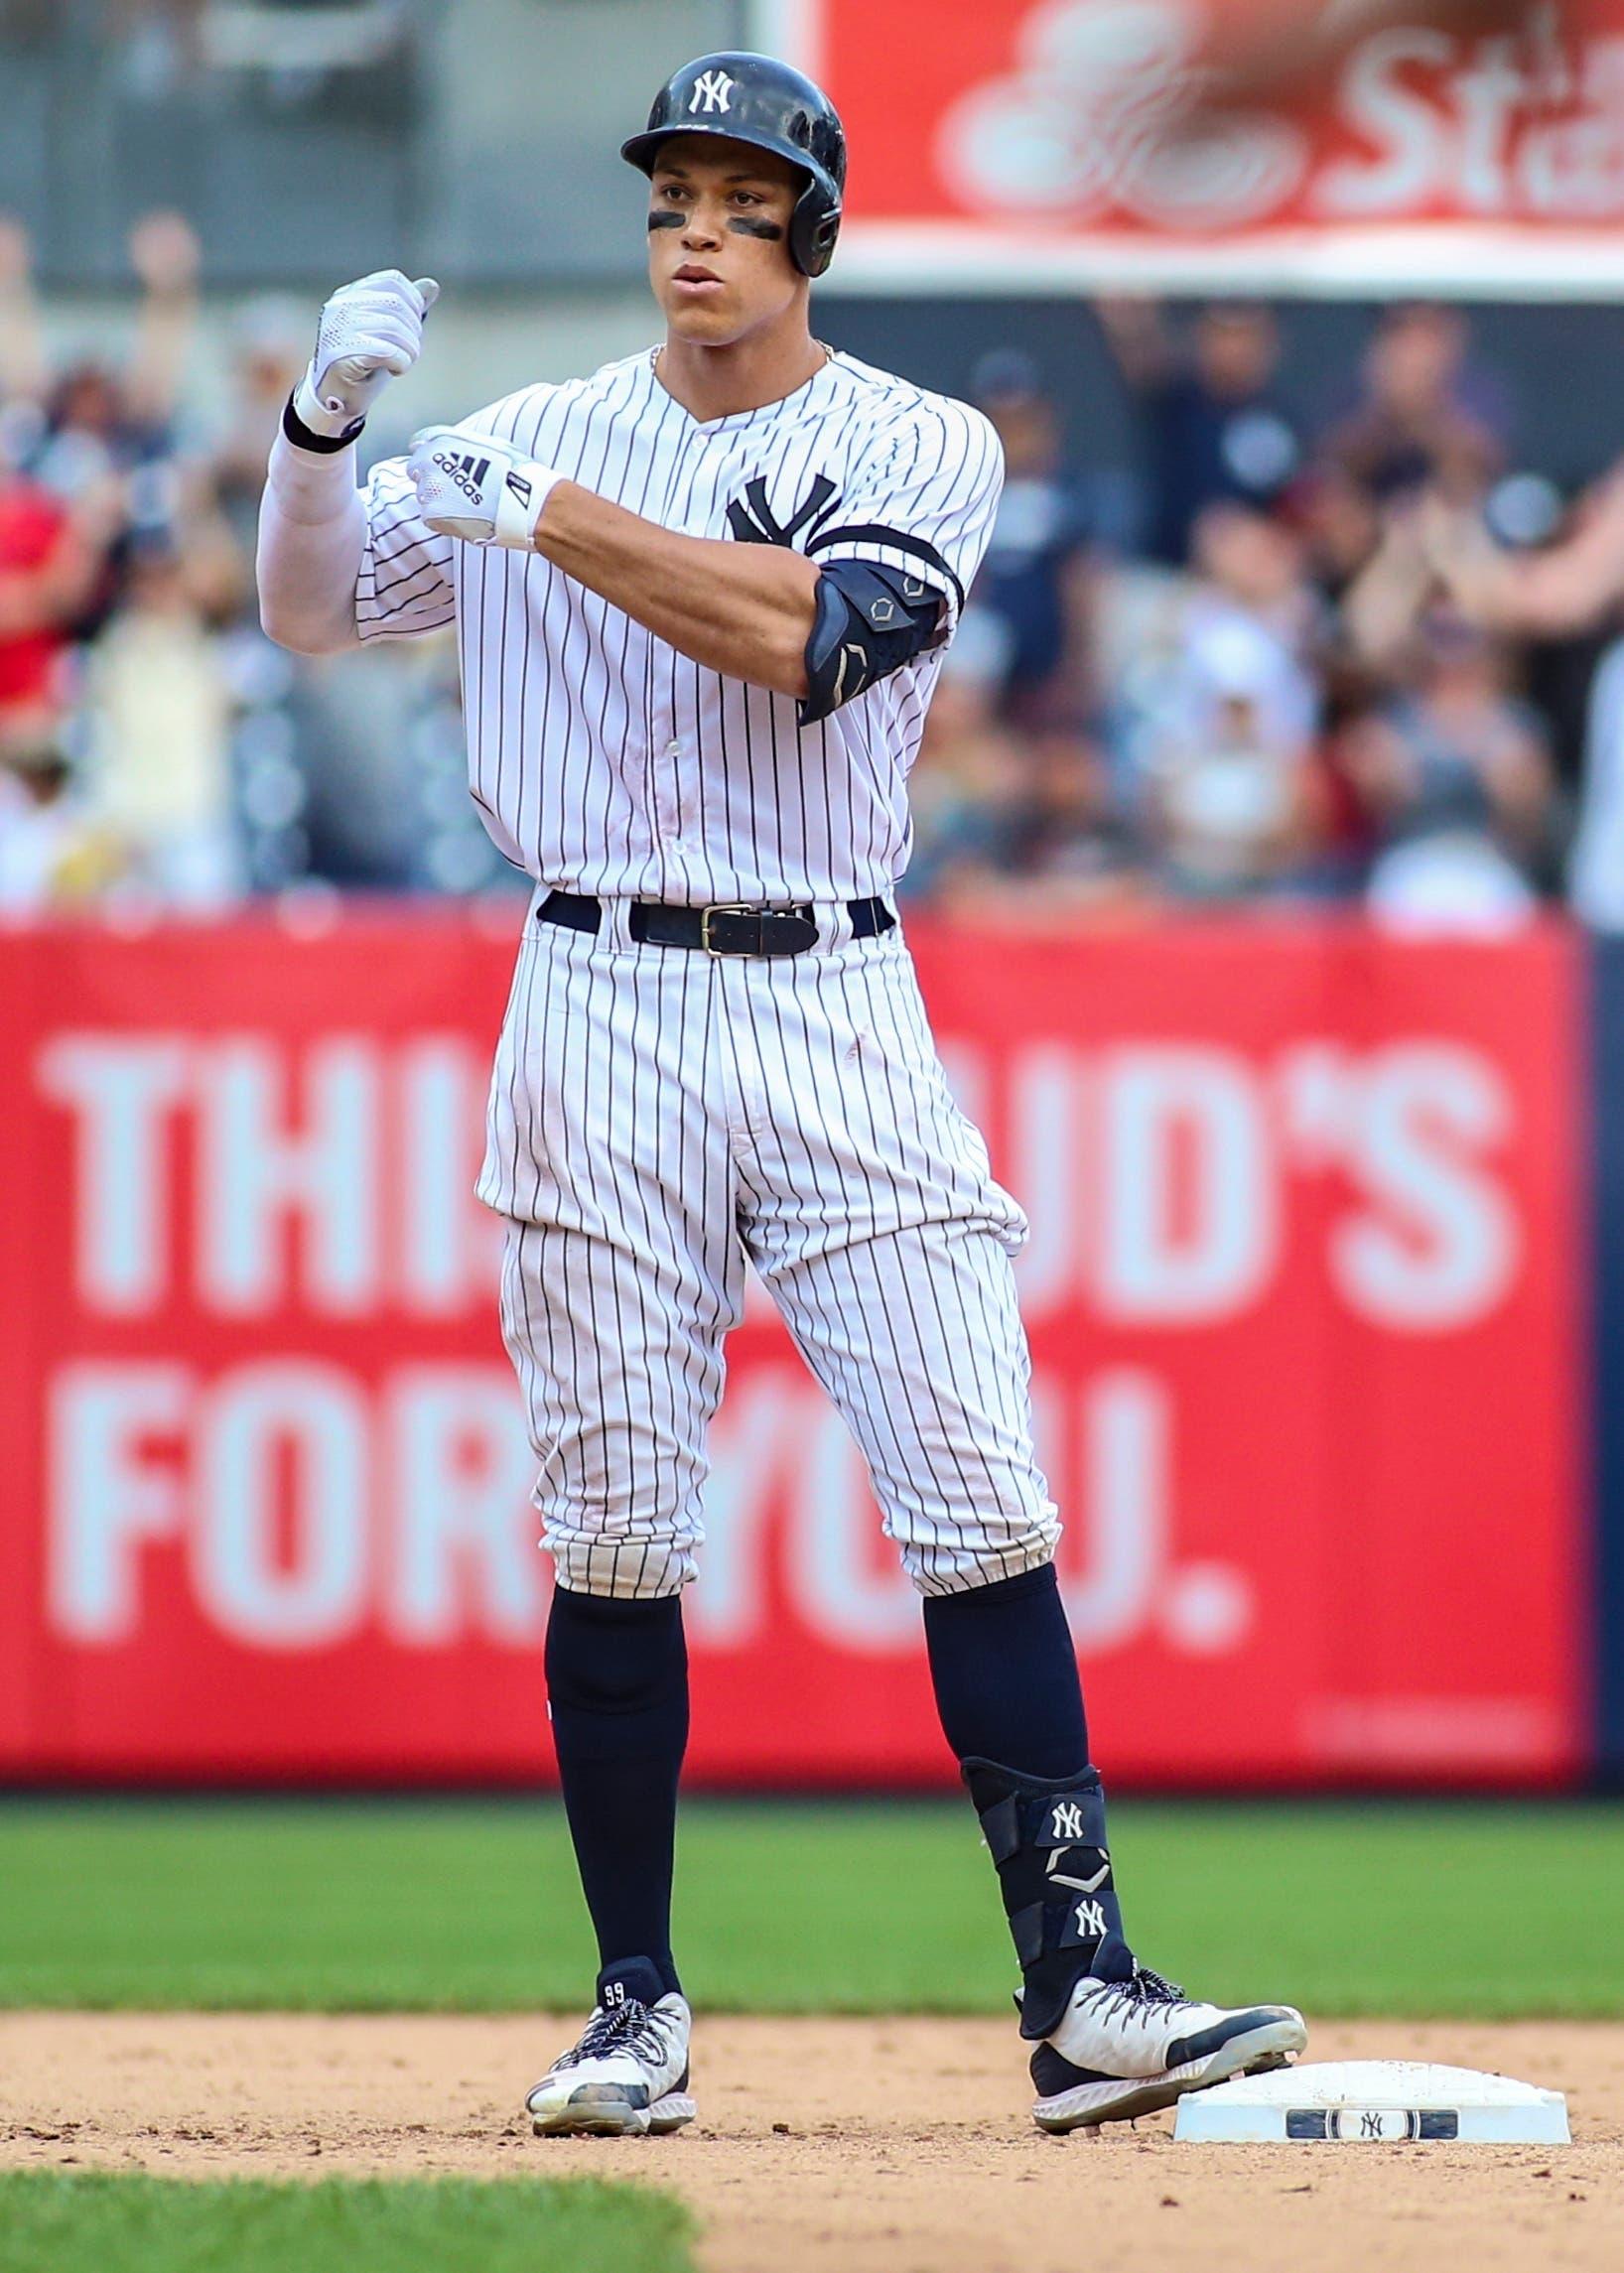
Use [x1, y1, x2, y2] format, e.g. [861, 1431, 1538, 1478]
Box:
[257, 51, 1305, 2137]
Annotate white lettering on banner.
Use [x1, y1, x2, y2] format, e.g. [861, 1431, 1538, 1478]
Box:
[1456, 38, 1538, 213]
[196, 1040, 380, 1315]
[1010, 1043, 1079, 1318]
[45, 1360, 541, 1652]
[193, 1363, 368, 1648]
[49, 1363, 189, 1642]
[35, 1027, 1523, 1335]
[42, 1356, 1249, 1658]
[945, 0, 1624, 229]
[37, 1034, 493, 1318]
[385, 1367, 543, 1643]
[397, 1039, 495, 1315]
[1097, 1048, 1277, 1323]
[1331, 1044, 1518, 1330]
[1316, 16, 1624, 221]
[1052, 1368, 1162, 1652]
[1034, 1367, 1254, 1656]
[1318, 29, 1454, 213]
[36, 1038, 191, 1312]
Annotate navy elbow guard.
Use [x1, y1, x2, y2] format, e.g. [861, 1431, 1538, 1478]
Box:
[799, 559, 944, 727]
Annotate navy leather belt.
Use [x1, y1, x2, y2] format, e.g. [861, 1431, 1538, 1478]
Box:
[537, 891, 894, 958]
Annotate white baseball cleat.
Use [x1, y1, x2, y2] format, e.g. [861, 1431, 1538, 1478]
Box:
[1029, 1963, 1307, 2132]
[526, 1991, 696, 2138]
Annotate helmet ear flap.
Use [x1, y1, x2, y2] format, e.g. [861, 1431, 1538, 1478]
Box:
[792, 183, 843, 279]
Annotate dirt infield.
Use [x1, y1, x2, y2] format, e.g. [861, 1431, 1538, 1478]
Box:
[2, 2014, 1621, 2272]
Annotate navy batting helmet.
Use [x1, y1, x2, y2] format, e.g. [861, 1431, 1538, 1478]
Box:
[621, 52, 846, 280]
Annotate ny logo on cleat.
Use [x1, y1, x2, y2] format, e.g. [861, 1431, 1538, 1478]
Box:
[690, 68, 736, 114]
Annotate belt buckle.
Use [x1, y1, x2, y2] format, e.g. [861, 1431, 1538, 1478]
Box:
[701, 903, 756, 956]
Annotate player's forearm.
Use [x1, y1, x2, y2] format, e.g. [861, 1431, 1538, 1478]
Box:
[255, 429, 366, 656]
[535, 484, 817, 696]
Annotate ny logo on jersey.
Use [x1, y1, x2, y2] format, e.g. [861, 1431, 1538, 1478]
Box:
[1074, 1899, 1109, 1941]
[689, 68, 736, 115]
[728, 472, 839, 550]
[1049, 1803, 1086, 1842]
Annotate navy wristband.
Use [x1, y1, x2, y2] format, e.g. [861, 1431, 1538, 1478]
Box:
[282, 393, 364, 455]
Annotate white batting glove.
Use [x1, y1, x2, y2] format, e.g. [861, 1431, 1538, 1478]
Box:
[406, 424, 564, 549]
[291, 270, 440, 442]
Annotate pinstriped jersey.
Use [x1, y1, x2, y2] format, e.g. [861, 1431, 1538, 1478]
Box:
[354, 347, 1004, 903]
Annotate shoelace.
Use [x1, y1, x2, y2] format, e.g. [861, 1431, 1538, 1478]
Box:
[556, 1997, 674, 2072]
[1076, 1963, 1189, 2033]
[1126, 1964, 1185, 2006]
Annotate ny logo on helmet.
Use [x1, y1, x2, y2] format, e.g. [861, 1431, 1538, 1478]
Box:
[689, 68, 735, 115]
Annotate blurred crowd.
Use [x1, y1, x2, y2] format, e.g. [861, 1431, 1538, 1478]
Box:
[920, 299, 1624, 934]
[0, 212, 491, 916]
[7, 216, 1624, 931]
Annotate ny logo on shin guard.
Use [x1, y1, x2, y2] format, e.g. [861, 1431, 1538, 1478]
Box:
[1049, 1803, 1085, 1841]
[1073, 1899, 1109, 1941]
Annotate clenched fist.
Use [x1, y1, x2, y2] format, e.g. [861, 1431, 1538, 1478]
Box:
[406, 424, 563, 550]
[292, 270, 439, 442]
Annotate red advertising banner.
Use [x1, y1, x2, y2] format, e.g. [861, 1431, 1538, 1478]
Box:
[0, 914, 1587, 1787]
[770, 0, 1624, 294]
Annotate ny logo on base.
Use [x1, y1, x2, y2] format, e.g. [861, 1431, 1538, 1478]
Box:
[1050, 1803, 1085, 1841]
[690, 68, 735, 115]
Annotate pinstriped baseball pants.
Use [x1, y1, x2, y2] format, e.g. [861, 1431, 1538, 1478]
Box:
[477, 895, 1061, 1600]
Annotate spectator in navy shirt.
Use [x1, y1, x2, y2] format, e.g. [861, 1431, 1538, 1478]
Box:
[1096, 299, 1301, 568]
[968, 352, 1095, 731]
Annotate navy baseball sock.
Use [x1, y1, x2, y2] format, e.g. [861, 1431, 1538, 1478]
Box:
[922, 1560, 1088, 1776]
[544, 1585, 688, 2003]
[925, 1562, 1130, 2038]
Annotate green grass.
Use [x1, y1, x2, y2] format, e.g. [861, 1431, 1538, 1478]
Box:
[1, 1799, 1622, 2018]
[0, 2171, 692, 2273]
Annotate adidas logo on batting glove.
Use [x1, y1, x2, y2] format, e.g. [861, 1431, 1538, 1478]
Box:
[407, 425, 564, 549]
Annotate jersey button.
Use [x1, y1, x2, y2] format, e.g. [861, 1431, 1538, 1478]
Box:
[665, 740, 681, 757]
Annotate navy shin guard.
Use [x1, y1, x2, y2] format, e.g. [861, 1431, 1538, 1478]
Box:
[962, 1758, 1131, 2041]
